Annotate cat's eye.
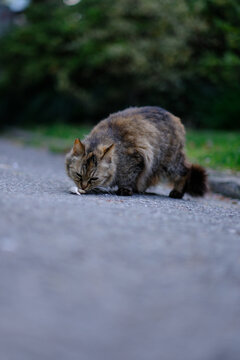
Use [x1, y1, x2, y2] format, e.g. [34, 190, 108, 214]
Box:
[88, 177, 98, 183]
[76, 172, 82, 180]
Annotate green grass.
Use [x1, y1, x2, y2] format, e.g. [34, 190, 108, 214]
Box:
[186, 130, 240, 171]
[23, 123, 92, 153]
[17, 124, 240, 171]
[32, 123, 92, 142]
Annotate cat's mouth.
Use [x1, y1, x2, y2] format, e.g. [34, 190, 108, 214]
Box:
[78, 185, 95, 193]
[77, 188, 86, 194]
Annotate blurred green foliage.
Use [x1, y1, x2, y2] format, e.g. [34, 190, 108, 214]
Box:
[186, 129, 240, 170]
[9, 124, 239, 170]
[0, 0, 240, 128]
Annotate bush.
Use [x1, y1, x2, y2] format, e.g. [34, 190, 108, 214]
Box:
[0, 0, 201, 126]
[0, 0, 239, 129]
[186, 0, 240, 129]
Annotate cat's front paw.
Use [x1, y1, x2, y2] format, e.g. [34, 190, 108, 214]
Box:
[116, 187, 133, 196]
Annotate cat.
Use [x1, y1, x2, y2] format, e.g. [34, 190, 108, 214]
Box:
[66, 106, 207, 198]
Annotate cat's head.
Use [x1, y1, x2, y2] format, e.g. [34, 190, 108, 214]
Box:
[66, 138, 116, 192]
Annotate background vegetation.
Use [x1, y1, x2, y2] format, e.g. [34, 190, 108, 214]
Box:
[6, 123, 239, 171]
[0, 0, 240, 129]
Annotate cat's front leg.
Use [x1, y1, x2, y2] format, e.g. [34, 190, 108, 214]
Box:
[116, 187, 133, 196]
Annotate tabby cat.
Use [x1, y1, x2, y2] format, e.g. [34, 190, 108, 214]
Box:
[66, 106, 207, 198]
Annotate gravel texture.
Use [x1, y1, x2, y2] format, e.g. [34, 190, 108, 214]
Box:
[0, 138, 240, 360]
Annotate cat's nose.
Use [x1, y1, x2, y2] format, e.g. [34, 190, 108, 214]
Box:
[81, 182, 88, 190]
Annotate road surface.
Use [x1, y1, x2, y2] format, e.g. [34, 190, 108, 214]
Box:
[0, 138, 240, 360]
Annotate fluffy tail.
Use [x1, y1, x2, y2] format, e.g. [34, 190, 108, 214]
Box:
[185, 164, 208, 196]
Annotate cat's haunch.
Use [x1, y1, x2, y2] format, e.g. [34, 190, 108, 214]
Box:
[66, 106, 208, 198]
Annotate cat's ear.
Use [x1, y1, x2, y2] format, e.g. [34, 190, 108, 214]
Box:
[72, 138, 85, 156]
[101, 144, 115, 160]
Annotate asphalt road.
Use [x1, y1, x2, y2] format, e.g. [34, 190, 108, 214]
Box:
[0, 138, 240, 360]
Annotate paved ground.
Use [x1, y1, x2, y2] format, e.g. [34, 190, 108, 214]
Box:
[0, 138, 240, 360]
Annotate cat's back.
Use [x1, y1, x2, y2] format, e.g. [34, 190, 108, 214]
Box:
[108, 106, 183, 133]
[87, 106, 184, 148]
[110, 106, 184, 142]
[108, 106, 167, 127]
